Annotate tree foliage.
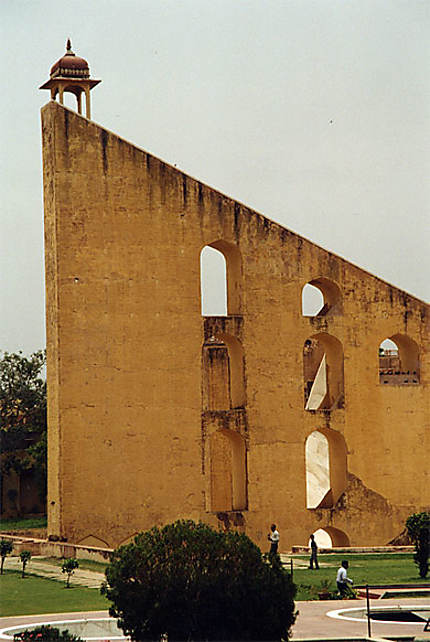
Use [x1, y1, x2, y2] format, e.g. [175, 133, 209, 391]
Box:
[0, 350, 47, 500]
[406, 511, 430, 578]
[102, 519, 297, 641]
[19, 550, 32, 578]
[0, 538, 13, 574]
[62, 558, 79, 588]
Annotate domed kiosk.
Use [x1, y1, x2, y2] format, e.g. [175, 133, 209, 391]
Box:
[40, 39, 101, 119]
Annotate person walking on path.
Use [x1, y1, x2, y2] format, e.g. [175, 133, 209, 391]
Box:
[336, 560, 353, 597]
[268, 523, 280, 555]
[309, 533, 319, 569]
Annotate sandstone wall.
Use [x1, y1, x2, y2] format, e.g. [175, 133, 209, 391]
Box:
[42, 102, 429, 550]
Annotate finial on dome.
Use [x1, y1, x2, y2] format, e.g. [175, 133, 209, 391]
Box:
[66, 39, 73, 54]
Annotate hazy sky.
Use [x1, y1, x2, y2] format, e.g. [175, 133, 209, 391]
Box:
[1, 0, 429, 355]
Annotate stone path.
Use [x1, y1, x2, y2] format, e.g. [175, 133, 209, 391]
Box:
[5, 557, 105, 589]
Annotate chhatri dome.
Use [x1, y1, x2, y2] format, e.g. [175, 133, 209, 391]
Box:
[50, 39, 90, 78]
[40, 39, 101, 120]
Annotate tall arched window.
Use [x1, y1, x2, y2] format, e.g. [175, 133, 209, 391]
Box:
[200, 240, 242, 316]
[379, 334, 420, 384]
[209, 429, 247, 511]
[303, 333, 344, 410]
[200, 246, 227, 316]
[305, 428, 347, 509]
[302, 278, 342, 317]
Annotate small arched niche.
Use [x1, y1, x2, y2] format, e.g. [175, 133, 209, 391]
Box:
[76, 534, 110, 548]
[303, 333, 344, 410]
[200, 240, 242, 316]
[209, 429, 247, 512]
[305, 428, 347, 509]
[202, 333, 246, 410]
[379, 334, 420, 385]
[302, 277, 342, 317]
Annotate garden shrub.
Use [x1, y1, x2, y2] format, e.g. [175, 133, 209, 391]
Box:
[102, 519, 297, 641]
[61, 558, 79, 588]
[0, 539, 13, 574]
[13, 625, 82, 640]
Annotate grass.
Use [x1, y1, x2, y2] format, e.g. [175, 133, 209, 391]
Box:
[39, 557, 108, 574]
[0, 570, 109, 617]
[0, 516, 47, 531]
[291, 553, 430, 600]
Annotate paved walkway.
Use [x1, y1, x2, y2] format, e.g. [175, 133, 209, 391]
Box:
[292, 597, 430, 639]
[5, 556, 105, 589]
[0, 599, 429, 640]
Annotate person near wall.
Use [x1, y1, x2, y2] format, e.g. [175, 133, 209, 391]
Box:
[336, 560, 353, 597]
[309, 533, 319, 569]
[268, 523, 280, 555]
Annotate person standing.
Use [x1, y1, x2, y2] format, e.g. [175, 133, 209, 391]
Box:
[309, 533, 319, 569]
[336, 560, 353, 597]
[268, 523, 280, 555]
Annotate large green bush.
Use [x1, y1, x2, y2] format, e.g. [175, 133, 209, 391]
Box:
[102, 520, 296, 641]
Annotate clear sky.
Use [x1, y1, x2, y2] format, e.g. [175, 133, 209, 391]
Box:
[1, 0, 429, 355]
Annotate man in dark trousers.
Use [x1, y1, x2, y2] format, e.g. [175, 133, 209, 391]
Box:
[309, 533, 319, 569]
[268, 523, 280, 555]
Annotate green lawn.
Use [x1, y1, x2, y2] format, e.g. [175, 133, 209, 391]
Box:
[291, 553, 430, 600]
[39, 557, 108, 574]
[0, 516, 47, 531]
[0, 570, 109, 617]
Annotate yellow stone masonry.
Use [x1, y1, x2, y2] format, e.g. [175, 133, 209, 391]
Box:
[41, 101, 429, 551]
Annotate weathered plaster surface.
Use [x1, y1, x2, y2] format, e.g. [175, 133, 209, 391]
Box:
[42, 102, 429, 550]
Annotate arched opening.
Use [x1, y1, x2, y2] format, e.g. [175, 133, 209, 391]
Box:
[309, 527, 350, 547]
[303, 333, 344, 410]
[305, 428, 347, 509]
[209, 429, 247, 511]
[202, 333, 246, 410]
[200, 246, 227, 316]
[324, 526, 350, 547]
[302, 277, 342, 317]
[302, 284, 324, 316]
[379, 335, 420, 384]
[200, 240, 242, 316]
[61, 91, 79, 112]
[309, 528, 333, 549]
[76, 534, 111, 548]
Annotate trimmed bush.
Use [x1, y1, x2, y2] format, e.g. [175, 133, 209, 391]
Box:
[102, 519, 297, 641]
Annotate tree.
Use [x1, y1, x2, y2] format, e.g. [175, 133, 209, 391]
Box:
[0, 538, 13, 574]
[19, 550, 31, 578]
[0, 350, 47, 511]
[406, 511, 430, 578]
[102, 520, 297, 641]
[62, 558, 79, 588]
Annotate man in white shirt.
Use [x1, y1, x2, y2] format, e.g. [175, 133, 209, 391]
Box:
[336, 560, 353, 597]
[268, 523, 280, 555]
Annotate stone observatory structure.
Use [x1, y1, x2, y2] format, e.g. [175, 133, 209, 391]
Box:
[40, 45, 429, 551]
